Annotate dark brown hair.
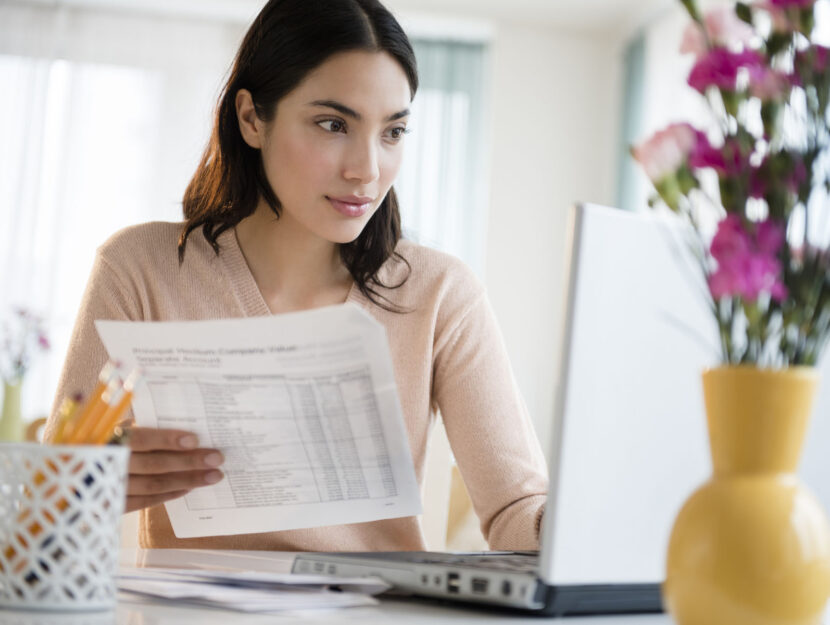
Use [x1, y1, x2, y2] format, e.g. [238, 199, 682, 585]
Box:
[179, 0, 417, 309]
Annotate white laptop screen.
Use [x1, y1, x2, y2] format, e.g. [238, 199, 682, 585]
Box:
[540, 203, 725, 585]
[539, 203, 830, 586]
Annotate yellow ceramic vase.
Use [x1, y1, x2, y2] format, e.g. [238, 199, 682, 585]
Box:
[664, 366, 830, 625]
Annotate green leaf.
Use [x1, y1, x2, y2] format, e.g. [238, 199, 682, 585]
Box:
[800, 8, 815, 36]
[676, 165, 699, 195]
[680, 0, 702, 22]
[735, 2, 752, 26]
[655, 175, 683, 212]
[767, 32, 792, 57]
[720, 89, 741, 118]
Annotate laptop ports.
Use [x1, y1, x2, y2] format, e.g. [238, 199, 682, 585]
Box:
[446, 572, 461, 594]
[471, 578, 489, 594]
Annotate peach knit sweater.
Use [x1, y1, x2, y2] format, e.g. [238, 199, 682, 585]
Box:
[47, 222, 548, 551]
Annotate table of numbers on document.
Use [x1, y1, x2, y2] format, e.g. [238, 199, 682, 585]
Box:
[144, 367, 398, 511]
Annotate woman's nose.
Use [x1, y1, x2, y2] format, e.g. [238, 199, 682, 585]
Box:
[342, 138, 380, 184]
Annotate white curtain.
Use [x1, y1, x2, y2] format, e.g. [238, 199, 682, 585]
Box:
[0, 3, 490, 422]
[396, 40, 490, 279]
[0, 3, 244, 420]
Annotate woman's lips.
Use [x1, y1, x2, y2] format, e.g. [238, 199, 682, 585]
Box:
[326, 196, 373, 218]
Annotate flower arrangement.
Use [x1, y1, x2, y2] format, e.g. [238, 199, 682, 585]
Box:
[1, 307, 50, 383]
[633, 0, 830, 367]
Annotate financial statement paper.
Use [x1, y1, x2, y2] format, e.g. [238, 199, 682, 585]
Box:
[96, 304, 422, 538]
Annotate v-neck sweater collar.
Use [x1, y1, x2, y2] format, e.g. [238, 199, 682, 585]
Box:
[216, 227, 362, 316]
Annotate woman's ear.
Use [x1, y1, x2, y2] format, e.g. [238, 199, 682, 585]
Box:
[236, 89, 263, 149]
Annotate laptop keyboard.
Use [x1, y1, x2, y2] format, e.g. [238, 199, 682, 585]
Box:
[339, 551, 539, 572]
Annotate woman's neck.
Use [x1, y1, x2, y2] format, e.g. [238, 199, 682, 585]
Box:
[234, 202, 353, 314]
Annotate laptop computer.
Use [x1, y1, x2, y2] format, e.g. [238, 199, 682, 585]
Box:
[292, 203, 830, 615]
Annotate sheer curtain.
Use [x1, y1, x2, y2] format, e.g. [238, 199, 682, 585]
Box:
[0, 3, 243, 420]
[0, 4, 490, 422]
[615, 31, 646, 212]
[396, 39, 490, 279]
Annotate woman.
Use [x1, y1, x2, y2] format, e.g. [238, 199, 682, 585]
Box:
[47, 0, 547, 551]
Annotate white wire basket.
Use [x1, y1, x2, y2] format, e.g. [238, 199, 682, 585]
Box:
[0, 443, 129, 611]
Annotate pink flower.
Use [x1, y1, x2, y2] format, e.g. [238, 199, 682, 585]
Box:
[680, 7, 756, 59]
[632, 123, 708, 182]
[688, 48, 766, 93]
[749, 68, 793, 99]
[708, 215, 787, 302]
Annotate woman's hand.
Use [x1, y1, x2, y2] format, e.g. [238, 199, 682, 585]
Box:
[125, 427, 225, 513]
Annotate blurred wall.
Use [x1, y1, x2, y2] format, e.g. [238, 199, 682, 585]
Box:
[390, 4, 625, 450]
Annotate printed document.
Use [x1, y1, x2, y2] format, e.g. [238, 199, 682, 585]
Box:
[96, 304, 422, 538]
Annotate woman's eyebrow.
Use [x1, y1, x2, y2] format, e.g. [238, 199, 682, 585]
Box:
[308, 99, 410, 122]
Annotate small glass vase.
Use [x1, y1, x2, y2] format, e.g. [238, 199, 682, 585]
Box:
[0, 378, 24, 442]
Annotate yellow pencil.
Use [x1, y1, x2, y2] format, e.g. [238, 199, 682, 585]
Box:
[47, 394, 82, 445]
[61, 362, 119, 444]
[90, 368, 140, 445]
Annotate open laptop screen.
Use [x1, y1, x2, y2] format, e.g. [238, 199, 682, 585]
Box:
[541, 203, 830, 586]
[541, 203, 726, 585]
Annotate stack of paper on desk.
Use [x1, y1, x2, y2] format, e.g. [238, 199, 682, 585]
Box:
[118, 566, 389, 612]
[97, 304, 422, 538]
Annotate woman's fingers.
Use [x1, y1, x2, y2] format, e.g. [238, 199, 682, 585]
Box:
[122, 427, 226, 513]
[128, 449, 224, 475]
[125, 490, 191, 514]
[127, 469, 224, 497]
[127, 426, 202, 452]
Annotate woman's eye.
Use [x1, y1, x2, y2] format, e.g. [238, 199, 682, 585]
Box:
[318, 119, 346, 133]
[387, 127, 408, 141]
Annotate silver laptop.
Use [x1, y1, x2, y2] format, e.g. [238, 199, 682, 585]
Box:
[293, 203, 830, 615]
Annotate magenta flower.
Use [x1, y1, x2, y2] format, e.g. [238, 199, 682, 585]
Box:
[710, 214, 752, 260]
[769, 0, 815, 7]
[815, 46, 830, 73]
[689, 138, 745, 176]
[749, 167, 767, 198]
[708, 215, 787, 302]
[750, 155, 807, 198]
[795, 45, 830, 77]
[37, 334, 50, 350]
[688, 48, 766, 93]
[757, 220, 785, 256]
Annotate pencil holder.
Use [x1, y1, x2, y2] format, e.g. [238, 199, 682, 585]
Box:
[0, 443, 129, 612]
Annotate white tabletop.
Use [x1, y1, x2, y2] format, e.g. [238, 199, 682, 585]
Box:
[0, 596, 672, 625]
[0, 549, 673, 624]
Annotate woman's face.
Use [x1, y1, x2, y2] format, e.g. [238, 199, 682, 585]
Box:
[239, 51, 412, 245]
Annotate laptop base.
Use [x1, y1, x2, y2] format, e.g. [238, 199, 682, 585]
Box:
[292, 552, 663, 615]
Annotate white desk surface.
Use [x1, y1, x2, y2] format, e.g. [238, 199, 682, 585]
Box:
[0, 549, 673, 624]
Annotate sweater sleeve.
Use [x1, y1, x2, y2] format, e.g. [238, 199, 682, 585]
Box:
[432, 289, 548, 550]
[44, 251, 142, 442]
